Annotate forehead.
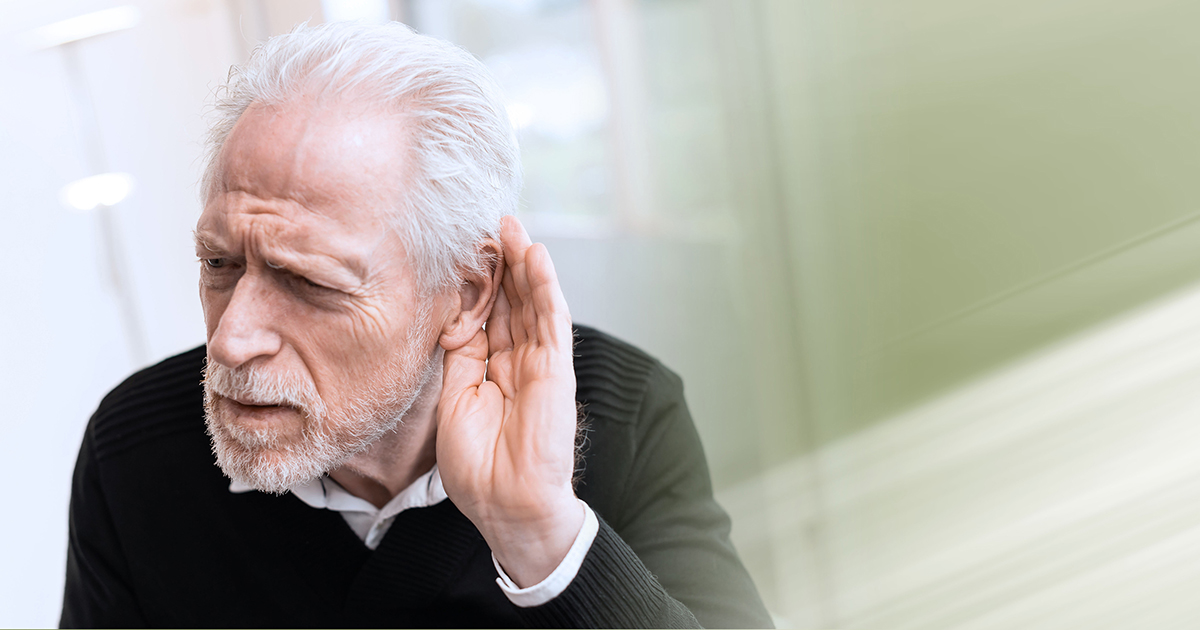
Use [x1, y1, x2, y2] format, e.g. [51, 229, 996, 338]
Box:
[198, 99, 409, 255]
[208, 98, 407, 219]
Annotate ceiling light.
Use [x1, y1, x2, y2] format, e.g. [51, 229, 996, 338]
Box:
[60, 172, 135, 211]
[24, 6, 141, 50]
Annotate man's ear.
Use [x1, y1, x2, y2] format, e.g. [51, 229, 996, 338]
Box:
[439, 238, 504, 351]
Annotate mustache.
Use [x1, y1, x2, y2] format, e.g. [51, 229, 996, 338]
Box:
[203, 359, 327, 420]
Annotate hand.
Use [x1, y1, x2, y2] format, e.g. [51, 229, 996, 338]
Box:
[437, 215, 582, 588]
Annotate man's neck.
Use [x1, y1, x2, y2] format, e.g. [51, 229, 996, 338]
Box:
[328, 359, 442, 509]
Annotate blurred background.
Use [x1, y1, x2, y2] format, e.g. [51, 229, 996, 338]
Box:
[4, 0, 1200, 627]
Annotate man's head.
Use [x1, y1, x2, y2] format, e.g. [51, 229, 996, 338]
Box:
[195, 21, 519, 493]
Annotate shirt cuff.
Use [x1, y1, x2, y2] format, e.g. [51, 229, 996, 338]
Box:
[492, 498, 599, 608]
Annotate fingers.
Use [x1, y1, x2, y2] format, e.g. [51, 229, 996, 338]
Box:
[525, 243, 572, 350]
[500, 216, 531, 346]
[499, 216, 571, 349]
[501, 216, 536, 305]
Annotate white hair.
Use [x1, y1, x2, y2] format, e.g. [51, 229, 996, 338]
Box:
[203, 21, 521, 292]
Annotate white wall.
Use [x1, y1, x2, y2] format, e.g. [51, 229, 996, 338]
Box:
[0, 2, 238, 624]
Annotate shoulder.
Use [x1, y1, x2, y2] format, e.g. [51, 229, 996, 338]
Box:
[570, 325, 691, 521]
[571, 324, 684, 426]
[88, 345, 208, 462]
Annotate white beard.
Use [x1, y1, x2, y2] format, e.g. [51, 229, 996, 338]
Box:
[203, 314, 438, 494]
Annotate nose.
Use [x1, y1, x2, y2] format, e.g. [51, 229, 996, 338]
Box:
[206, 276, 283, 369]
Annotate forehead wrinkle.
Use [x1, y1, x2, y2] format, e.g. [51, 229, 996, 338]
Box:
[220, 169, 323, 213]
[221, 189, 318, 218]
[234, 214, 369, 285]
[196, 192, 304, 251]
[257, 241, 369, 285]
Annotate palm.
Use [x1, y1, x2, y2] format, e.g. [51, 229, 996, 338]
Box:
[437, 216, 577, 525]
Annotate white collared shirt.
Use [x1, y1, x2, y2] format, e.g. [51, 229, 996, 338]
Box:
[229, 465, 598, 607]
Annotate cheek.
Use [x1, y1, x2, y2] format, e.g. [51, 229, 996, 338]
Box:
[319, 306, 398, 363]
[295, 303, 417, 391]
[345, 301, 402, 349]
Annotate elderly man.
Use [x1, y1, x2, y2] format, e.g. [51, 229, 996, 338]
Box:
[61, 21, 770, 628]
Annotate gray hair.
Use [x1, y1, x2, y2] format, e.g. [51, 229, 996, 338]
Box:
[202, 21, 521, 292]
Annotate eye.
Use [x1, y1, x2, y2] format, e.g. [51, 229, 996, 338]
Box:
[203, 258, 227, 269]
[299, 275, 333, 291]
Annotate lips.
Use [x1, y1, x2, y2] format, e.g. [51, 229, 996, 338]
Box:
[214, 393, 308, 421]
[234, 398, 279, 407]
[220, 394, 284, 409]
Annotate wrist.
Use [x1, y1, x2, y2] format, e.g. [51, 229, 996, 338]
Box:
[485, 494, 585, 588]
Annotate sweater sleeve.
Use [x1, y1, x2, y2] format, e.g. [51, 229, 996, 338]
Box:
[516, 362, 774, 629]
[60, 426, 147, 628]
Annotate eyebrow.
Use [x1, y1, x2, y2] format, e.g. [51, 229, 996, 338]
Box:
[192, 228, 369, 285]
[193, 230, 224, 254]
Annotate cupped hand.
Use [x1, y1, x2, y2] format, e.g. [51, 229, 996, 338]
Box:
[436, 215, 582, 588]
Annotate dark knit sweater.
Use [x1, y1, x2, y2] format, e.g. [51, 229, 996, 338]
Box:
[61, 325, 772, 628]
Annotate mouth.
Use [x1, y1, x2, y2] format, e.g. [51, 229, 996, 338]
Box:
[218, 394, 296, 417]
[228, 397, 281, 408]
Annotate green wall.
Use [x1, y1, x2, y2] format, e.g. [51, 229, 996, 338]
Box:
[752, 0, 1200, 443]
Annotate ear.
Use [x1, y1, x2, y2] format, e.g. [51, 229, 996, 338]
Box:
[438, 238, 504, 351]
